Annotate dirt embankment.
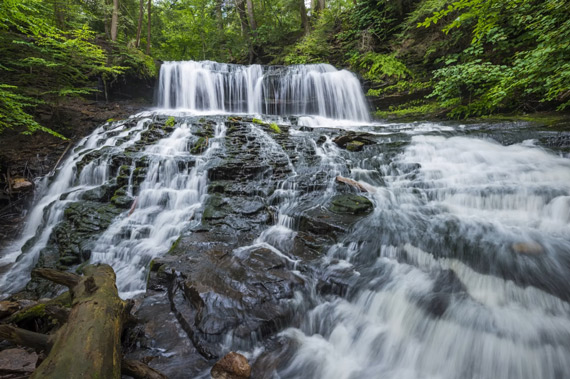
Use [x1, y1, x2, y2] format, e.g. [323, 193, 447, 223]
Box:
[0, 97, 151, 248]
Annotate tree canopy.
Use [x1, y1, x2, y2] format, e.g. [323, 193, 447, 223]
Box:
[1, 0, 568, 135]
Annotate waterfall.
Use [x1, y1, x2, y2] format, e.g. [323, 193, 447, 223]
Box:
[156, 60, 370, 121]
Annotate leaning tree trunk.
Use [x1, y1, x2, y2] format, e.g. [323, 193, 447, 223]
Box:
[30, 265, 127, 379]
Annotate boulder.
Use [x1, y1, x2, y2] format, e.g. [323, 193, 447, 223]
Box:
[332, 132, 375, 150]
[511, 242, 544, 255]
[11, 178, 33, 191]
[0, 348, 38, 376]
[211, 352, 251, 379]
[329, 194, 373, 215]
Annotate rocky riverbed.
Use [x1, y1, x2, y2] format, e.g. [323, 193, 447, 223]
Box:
[1, 112, 570, 378]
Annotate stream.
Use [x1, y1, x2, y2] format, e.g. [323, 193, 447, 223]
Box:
[1, 61, 569, 379]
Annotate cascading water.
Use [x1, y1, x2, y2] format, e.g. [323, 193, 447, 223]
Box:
[157, 60, 370, 121]
[272, 133, 570, 379]
[1, 60, 569, 379]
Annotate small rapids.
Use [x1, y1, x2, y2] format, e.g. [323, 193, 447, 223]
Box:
[1, 61, 569, 379]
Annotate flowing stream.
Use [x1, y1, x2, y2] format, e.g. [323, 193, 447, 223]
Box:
[1, 60, 569, 378]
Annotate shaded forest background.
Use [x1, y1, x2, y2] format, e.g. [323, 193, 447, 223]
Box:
[1, 0, 569, 137]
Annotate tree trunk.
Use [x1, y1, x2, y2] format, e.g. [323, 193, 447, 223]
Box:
[146, 0, 151, 54]
[215, 0, 224, 31]
[110, 0, 119, 41]
[234, 0, 255, 63]
[312, 0, 325, 12]
[299, 0, 310, 34]
[135, 0, 144, 48]
[30, 265, 127, 379]
[53, 0, 66, 29]
[246, 0, 257, 31]
[0, 265, 166, 378]
[235, 0, 250, 37]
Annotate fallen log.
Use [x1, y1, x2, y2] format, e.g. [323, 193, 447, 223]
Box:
[28, 264, 126, 378]
[1, 264, 166, 378]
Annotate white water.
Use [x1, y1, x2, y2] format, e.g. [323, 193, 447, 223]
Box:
[157, 61, 370, 121]
[90, 121, 225, 298]
[0, 116, 224, 298]
[0, 118, 149, 295]
[272, 133, 570, 379]
[1, 60, 569, 379]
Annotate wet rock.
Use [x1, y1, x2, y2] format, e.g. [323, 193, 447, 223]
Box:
[332, 132, 375, 150]
[211, 352, 251, 379]
[0, 348, 38, 376]
[10, 178, 33, 191]
[123, 283, 210, 378]
[81, 182, 117, 202]
[335, 176, 374, 192]
[0, 301, 20, 319]
[418, 269, 468, 317]
[329, 194, 373, 215]
[511, 242, 544, 255]
[346, 141, 364, 151]
[42, 201, 122, 268]
[160, 240, 304, 359]
[191, 136, 209, 154]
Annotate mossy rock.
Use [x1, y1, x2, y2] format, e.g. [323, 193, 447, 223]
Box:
[329, 194, 373, 215]
[269, 123, 282, 134]
[202, 194, 228, 220]
[346, 141, 364, 151]
[111, 195, 133, 208]
[165, 116, 176, 128]
[190, 137, 209, 154]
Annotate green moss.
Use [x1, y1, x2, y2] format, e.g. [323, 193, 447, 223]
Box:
[252, 118, 265, 125]
[10, 303, 47, 323]
[375, 101, 445, 120]
[190, 137, 208, 154]
[478, 112, 570, 128]
[329, 194, 373, 215]
[269, 123, 282, 133]
[165, 116, 176, 127]
[346, 141, 364, 151]
[167, 236, 182, 256]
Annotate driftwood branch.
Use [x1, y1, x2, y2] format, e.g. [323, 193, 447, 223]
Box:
[336, 176, 376, 193]
[31, 268, 80, 288]
[121, 359, 168, 379]
[49, 142, 73, 176]
[0, 325, 52, 352]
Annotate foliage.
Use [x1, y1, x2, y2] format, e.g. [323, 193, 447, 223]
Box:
[419, 0, 570, 116]
[429, 60, 510, 117]
[349, 52, 411, 82]
[0, 0, 156, 137]
[0, 85, 65, 137]
[374, 99, 443, 119]
[1, 0, 568, 135]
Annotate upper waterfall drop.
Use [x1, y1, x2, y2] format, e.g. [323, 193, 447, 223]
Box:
[156, 60, 370, 121]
